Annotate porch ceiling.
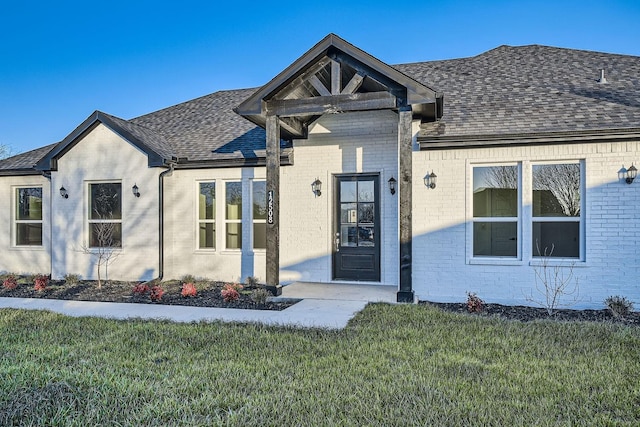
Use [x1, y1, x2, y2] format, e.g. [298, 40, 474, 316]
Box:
[234, 33, 443, 140]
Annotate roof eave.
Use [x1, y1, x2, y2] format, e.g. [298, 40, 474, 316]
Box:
[419, 128, 640, 150]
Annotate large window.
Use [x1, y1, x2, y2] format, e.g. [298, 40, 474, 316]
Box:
[15, 187, 43, 246]
[532, 163, 581, 258]
[252, 181, 267, 250]
[225, 182, 242, 249]
[88, 183, 122, 248]
[472, 165, 519, 257]
[198, 182, 216, 249]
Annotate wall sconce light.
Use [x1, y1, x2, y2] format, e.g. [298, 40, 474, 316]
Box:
[132, 183, 141, 197]
[311, 178, 322, 197]
[388, 177, 397, 195]
[624, 164, 637, 184]
[424, 171, 437, 189]
[59, 186, 68, 199]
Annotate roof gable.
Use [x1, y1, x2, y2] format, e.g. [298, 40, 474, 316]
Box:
[235, 33, 443, 139]
[35, 111, 175, 172]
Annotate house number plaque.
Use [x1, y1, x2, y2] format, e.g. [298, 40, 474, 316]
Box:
[267, 190, 274, 224]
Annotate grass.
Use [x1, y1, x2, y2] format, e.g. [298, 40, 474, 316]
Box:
[1, 304, 639, 426]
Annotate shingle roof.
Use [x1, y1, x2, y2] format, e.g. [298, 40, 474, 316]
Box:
[0, 144, 57, 175]
[2, 44, 639, 174]
[394, 45, 640, 140]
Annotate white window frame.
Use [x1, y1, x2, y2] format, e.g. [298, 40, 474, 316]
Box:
[530, 160, 584, 261]
[224, 180, 243, 250]
[87, 181, 122, 248]
[14, 186, 43, 247]
[470, 163, 522, 262]
[251, 180, 267, 251]
[197, 180, 216, 251]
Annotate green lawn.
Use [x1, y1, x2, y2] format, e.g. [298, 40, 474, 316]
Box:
[1, 304, 638, 426]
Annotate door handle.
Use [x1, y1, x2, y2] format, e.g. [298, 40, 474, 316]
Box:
[335, 233, 340, 252]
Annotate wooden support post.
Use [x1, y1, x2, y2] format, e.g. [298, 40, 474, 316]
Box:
[397, 107, 414, 302]
[265, 114, 282, 295]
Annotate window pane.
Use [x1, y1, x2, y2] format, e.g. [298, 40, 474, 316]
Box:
[253, 223, 266, 249]
[16, 188, 42, 220]
[341, 226, 357, 247]
[341, 203, 357, 224]
[358, 180, 374, 202]
[473, 222, 517, 257]
[253, 181, 266, 220]
[358, 226, 374, 247]
[533, 222, 579, 258]
[16, 223, 42, 246]
[90, 183, 122, 219]
[90, 223, 122, 247]
[358, 203, 374, 224]
[226, 182, 242, 220]
[473, 166, 518, 217]
[199, 182, 215, 220]
[226, 222, 242, 249]
[199, 223, 215, 249]
[533, 164, 580, 217]
[340, 181, 357, 202]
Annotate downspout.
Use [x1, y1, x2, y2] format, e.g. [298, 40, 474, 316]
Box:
[148, 163, 174, 283]
[42, 171, 53, 278]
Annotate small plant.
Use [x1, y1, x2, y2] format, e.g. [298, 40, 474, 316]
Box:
[150, 286, 164, 302]
[181, 274, 197, 285]
[2, 275, 18, 290]
[527, 242, 580, 316]
[181, 282, 197, 298]
[221, 283, 243, 302]
[466, 292, 484, 313]
[63, 274, 81, 286]
[245, 276, 260, 287]
[251, 288, 270, 304]
[604, 295, 634, 318]
[132, 283, 150, 295]
[34, 274, 49, 292]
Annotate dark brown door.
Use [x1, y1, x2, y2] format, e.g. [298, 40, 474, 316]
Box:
[333, 174, 380, 281]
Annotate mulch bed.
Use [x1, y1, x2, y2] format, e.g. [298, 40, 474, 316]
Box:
[0, 280, 297, 311]
[422, 301, 640, 326]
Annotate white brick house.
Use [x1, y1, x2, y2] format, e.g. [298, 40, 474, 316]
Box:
[1, 34, 639, 308]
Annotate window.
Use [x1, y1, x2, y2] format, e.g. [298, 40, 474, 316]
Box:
[198, 182, 216, 249]
[252, 181, 267, 249]
[225, 181, 242, 249]
[472, 165, 519, 257]
[15, 187, 43, 246]
[532, 163, 581, 258]
[88, 183, 122, 247]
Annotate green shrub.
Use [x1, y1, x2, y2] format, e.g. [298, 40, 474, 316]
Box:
[245, 276, 260, 287]
[181, 274, 196, 285]
[63, 274, 81, 286]
[604, 295, 634, 318]
[251, 288, 270, 304]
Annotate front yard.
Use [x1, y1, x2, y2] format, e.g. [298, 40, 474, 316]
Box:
[1, 303, 638, 426]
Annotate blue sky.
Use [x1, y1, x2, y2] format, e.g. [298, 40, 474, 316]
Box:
[1, 0, 639, 154]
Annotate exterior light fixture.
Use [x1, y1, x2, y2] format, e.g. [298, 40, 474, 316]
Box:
[388, 177, 397, 195]
[132, 183, 141, 197]
[59, 186, 68, 199]
[424, 171, 437, 189]
[311, 178, 322, 197]
[625, 164, 637, 184]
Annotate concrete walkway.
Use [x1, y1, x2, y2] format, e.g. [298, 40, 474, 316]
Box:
[0, 282, 397, 330]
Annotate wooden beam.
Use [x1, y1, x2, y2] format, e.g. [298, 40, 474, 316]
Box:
[309, 75, 331, 97]
[272, 58, 331, 100]
[278, 116, 306, 137]
[341, 73, 364, 95]
[266, 91, 397, 117]
[331, 60, 341, 95]
[265, 115, 282, 295]
[397, 107, 414, 302]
